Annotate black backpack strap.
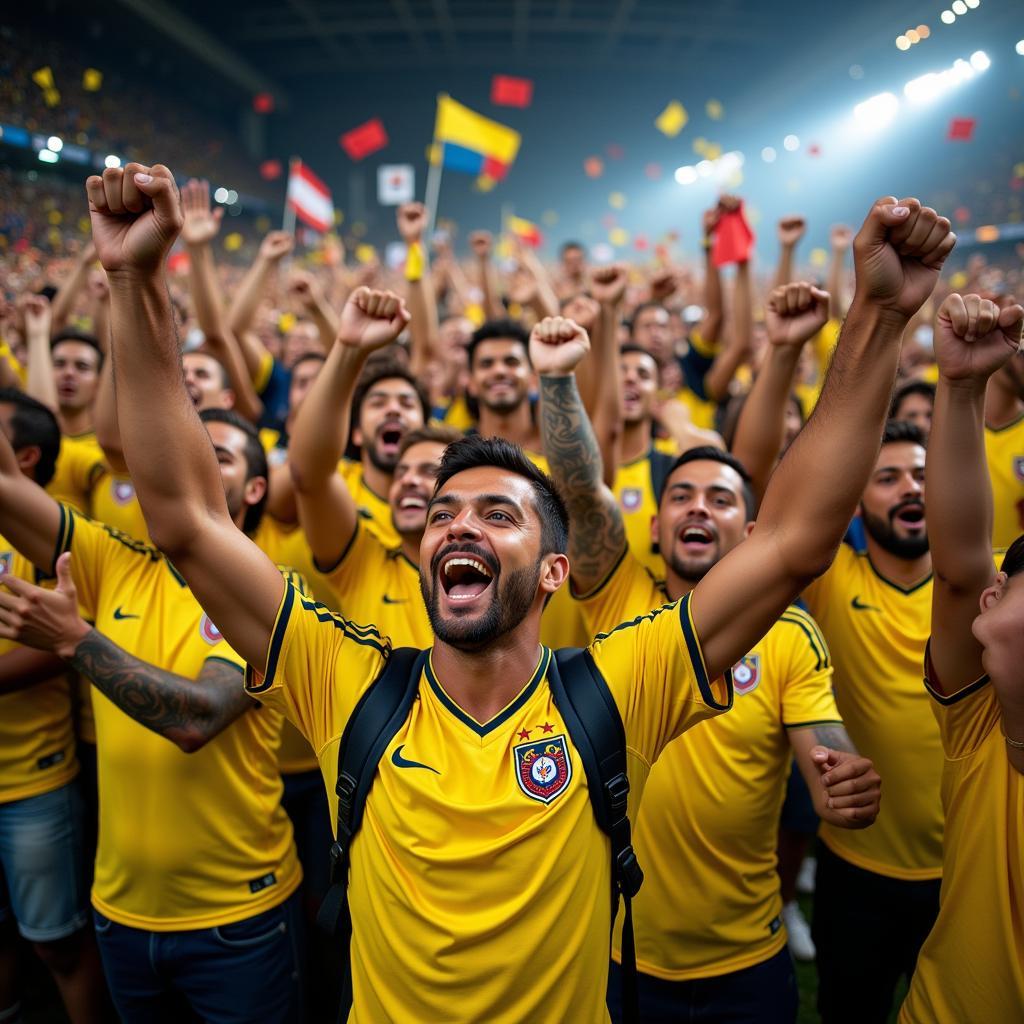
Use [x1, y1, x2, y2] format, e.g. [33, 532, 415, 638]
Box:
[550, 649, 643, 1024]
[317, 646, 427, 1021]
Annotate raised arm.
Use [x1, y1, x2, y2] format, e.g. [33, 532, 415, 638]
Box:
[731, 282, 830, 499]
[697, 205, 724, 345]
[827, 225, 853, 321]
[470, 231, 505, 320]
[533, 316, 626, 596]
[588, 264, 629, 484]
[88, 161, 284, 670]
[0, 553, 252, 752]
[515, 246, 560, 322]
[693, 197, 956, 681]
[397, 203, 439, 377]
[703, 257, 752, 402]
[927, 292, 1024, 767]
[773, 215, 806, 290]
[289, 288, 410, 569]
[287, 270, 339, 352]
[21, 294, 59, 412]
[49, 242, 95, 334]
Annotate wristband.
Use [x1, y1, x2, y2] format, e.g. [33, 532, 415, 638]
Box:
[405, 241, 425, 282]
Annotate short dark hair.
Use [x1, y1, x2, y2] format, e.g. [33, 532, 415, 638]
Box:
[628, 302, 667, 338]
[467, 319, 531, 369]
[1001, 534, 1024, 578]
[663, 446, 757, 520]
[889, 380, 936, 420]
[0, 387, 61, 487]
[199, 408, 268, 534]
[432, 435, 569, 556]
[347, 358, 430, 459]
[559, 241, 584, 256]
[290, 352, 327, 376]
[184, 350, 230, 390]
[882, 418, 928, 449]
[398, 424, 464, 458]
[51, 330, 104, 370]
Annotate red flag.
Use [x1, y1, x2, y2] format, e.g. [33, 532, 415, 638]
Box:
[259, 159, 282, 181]
[947, 117, 975, 142]
[491, 75, 533, 108]
[340, 118, 388, 161]
[286, 161, 333, 233]
[712, 202, 755, 267]
[253, 93, 274, 114]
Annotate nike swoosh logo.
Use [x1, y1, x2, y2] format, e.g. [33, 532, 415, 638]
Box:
[391, 745, 439, 774]
[851, 597, 881, 612]
[113, 607, 140, 620]
[382, 594, 408, 605]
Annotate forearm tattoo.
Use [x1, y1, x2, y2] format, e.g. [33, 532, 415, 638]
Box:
[813, 723, 857, 753]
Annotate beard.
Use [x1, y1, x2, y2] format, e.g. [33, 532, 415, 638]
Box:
[862, 507, 929, 559]
[664, 544, 721, 584]
[421, 558, 541, 653]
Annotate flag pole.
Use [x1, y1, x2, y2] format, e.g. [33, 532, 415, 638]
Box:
[424, 94, 445, 237]
[282, 156, 298, 235]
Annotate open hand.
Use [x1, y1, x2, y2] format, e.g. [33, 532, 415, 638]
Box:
[180, 178, 223, 247]
[0, 553, 90, 660]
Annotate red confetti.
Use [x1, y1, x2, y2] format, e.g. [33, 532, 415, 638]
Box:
[807, 143, 822, 157]
[259, 159, 282, 181]
[954, 207, 971, 224]
[606, 143, 625, 160]
[340, 118, 389, 161]
[644, 163, 662, 181]
[491, 75, 533, 108]
[583, 156, 604, 179]
[168, 251, 190, 274]
[253, 93, 274, 114]
[634, 236, 649, 251]
[947, 117, 975, 142]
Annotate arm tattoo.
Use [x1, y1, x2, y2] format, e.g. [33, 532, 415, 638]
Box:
[813, 723, 857, 753]
[539, 374, 626, 588]
[69, 628, 251, 750]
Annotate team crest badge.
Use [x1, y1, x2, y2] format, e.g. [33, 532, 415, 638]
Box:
[1014, 456, 1024, 483]
[732, 654, 761, 696]
[620, 488, 642, 512]
[514, 735, 573, 804]
[198, 613, 224, 645]
[0, 551, 11, 576]
[112, 480, 135, 506]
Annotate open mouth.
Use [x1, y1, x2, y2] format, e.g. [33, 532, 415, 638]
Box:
[397, 493, 427, 513]
[678, 524, 715, 551]
[377, 423, 404, 455]
[893, 503, 925, 528]
[440, 554, 495, 602]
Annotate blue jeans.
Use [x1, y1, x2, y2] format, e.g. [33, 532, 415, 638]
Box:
[0, 780, 89, 942]
[94, 889, 304, 1024]
[608, 947, 798, 1024]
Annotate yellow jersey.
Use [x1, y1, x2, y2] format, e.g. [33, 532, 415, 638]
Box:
[246, 583, 731, 1024]
[803, 544, 942, 879]
[47, 431, 105, 514]
[338, 458, 399, 548]
[577, 550, 839, 979]
[90, 472, 150, 544]
[54, 505, 301, 930]
[612, 449, 668, 581]
[899, 660, 1024, 1022]
[0, 536, 78, 803]
[984, 412, 1024, 550]
[438, 395, 475, 432]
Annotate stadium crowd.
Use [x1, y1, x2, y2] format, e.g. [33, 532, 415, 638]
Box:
[0, 110, 1021, 1024]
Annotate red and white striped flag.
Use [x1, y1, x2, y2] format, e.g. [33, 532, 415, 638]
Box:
[286, 160, 333, 233]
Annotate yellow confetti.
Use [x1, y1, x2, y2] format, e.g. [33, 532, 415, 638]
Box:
[706, 99, 724, 120]
[609, 192, 627, 210]
[32, 66, 54, 90]
[655, 101, 688, 138]
[224, 233, 243, 252]
[256, 216, 271, 233]
[78, 217, 91, 234]
[693, 137, 708, 156]
[810, 248, 828, 268]
[47, 210, 62, 225]
[949, 271, 968, 289]
[278, 312, 297, 334]
[48, 227, 61, 246]
[351, 222, 367, 238]
[704, 142, 722, 161]
[609, 227, 630, 247]
[541, 210, 559, 227]
[355, 244, 377, 265]
[464, 303, 485, 327]
[333, 209, 344, 226]
[1014, 163, 1024, 179]
[42, 88, 60, 108]
[82, 68, 103, 92]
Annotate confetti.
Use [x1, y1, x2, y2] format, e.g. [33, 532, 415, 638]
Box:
[491, 75, 533, 108]
[340, 118, 389, 161]
[705, 99, 723, 120]
[947, 117, 975, 142]
[224, 233, 243, 252]
[82, 68, 102, 92]
[609, 192, 626, 210]
[259, 160, 282, 181]
[609, 227, 630, 247]
[583, 156, 604, 178]
[655, 101, 688, 138]
[253, 93, 274, 114]
[356, 244, 377, 265]
[809, 248, 828, 268]
[644, 163, 662, 181]
[606, 143, 625, 160]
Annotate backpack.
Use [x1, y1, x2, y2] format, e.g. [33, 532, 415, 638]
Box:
[317, 646, 644, 1024]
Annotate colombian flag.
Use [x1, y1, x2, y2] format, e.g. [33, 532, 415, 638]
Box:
[433, 94, 521, 188]
[505, 215, 543, 248]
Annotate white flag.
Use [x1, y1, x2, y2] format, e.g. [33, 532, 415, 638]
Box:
[286, 160, 333, 233]
[377, 164, 414, 206]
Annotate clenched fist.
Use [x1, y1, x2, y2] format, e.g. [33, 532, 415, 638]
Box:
[590, 263, 628, 307]
[765, 282, 830, 348]
[336, 287, 410, 351]
[86, 163, 183, 275]
[259, 230, 294, 263]
[469, 231, 492, 260]
[529, 316, 590, 377]
[934, 293, 1024, 384]
[396, 202, 428, 244]
[777, 215, 807, 248]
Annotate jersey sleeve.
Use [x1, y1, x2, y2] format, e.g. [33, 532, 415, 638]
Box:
[799, 543, 849, 618]
[315, 523, 378, 595]
[587, 591, 732, 766]
[776, 606, 841, 729]
[52, 504, 134, 620]
[244, 580, 390, 753]
[924, 642, 999, 760]
[573, 548, 665, 639]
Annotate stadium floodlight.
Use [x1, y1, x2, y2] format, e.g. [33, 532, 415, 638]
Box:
[1017, 40, 1024, 56]
[940, 10, 955, 23]
[969, 50, 990, 71]
[225, 189, 239, 204]
[213, 187, 229, 204]
[38, 150, 59, 164]
[104, 155, 121, 169]
[761, 146, 777, 163]
[854, 92, 900, 130]
[46, 136, 63, 152]
[674, 165, 698, 185]
[965, 0, 979, 7]
[783, 134, 800, 151]
[904, 53, 985, 103]
[951, 0, 967, 13]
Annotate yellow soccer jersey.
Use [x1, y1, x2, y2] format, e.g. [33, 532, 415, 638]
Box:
[899, 664, 1024, 1023]
[0, 537, 78, 803]
[803, 544, 942, 880]
[577, 551, 839, 979]
[246, 583, 731, 1024]
[53, 505, 300, 930]
[46, 432, 105, 514]
[984, 412, 1024, 550]
[338, 458, 400, 548]
[90, 472, 150, 543]
[438, 394, 475, 432]
[613, 451, 667, 581]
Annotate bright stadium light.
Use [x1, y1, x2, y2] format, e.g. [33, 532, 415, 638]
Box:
[854, 92, 900, 130]
[225, 189, 239, 204]
[696, 160, 714, 177]
[213, 187, 229, 204]
[904, 53, 985, 103]
[965, 0, 979, 7]
[46, 136, 63, 152]
[952, 0, 967, 13]
[783, 134, 800, 151]
[674, 165, 698, 185]
[1017, 40, 1024, 56]
[970, 50, 990, 71]
[104, 154, 121, 169]
[761, 146, 777, 163]
[38, 150, 59, 164]
[940, 10, 955, 23]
